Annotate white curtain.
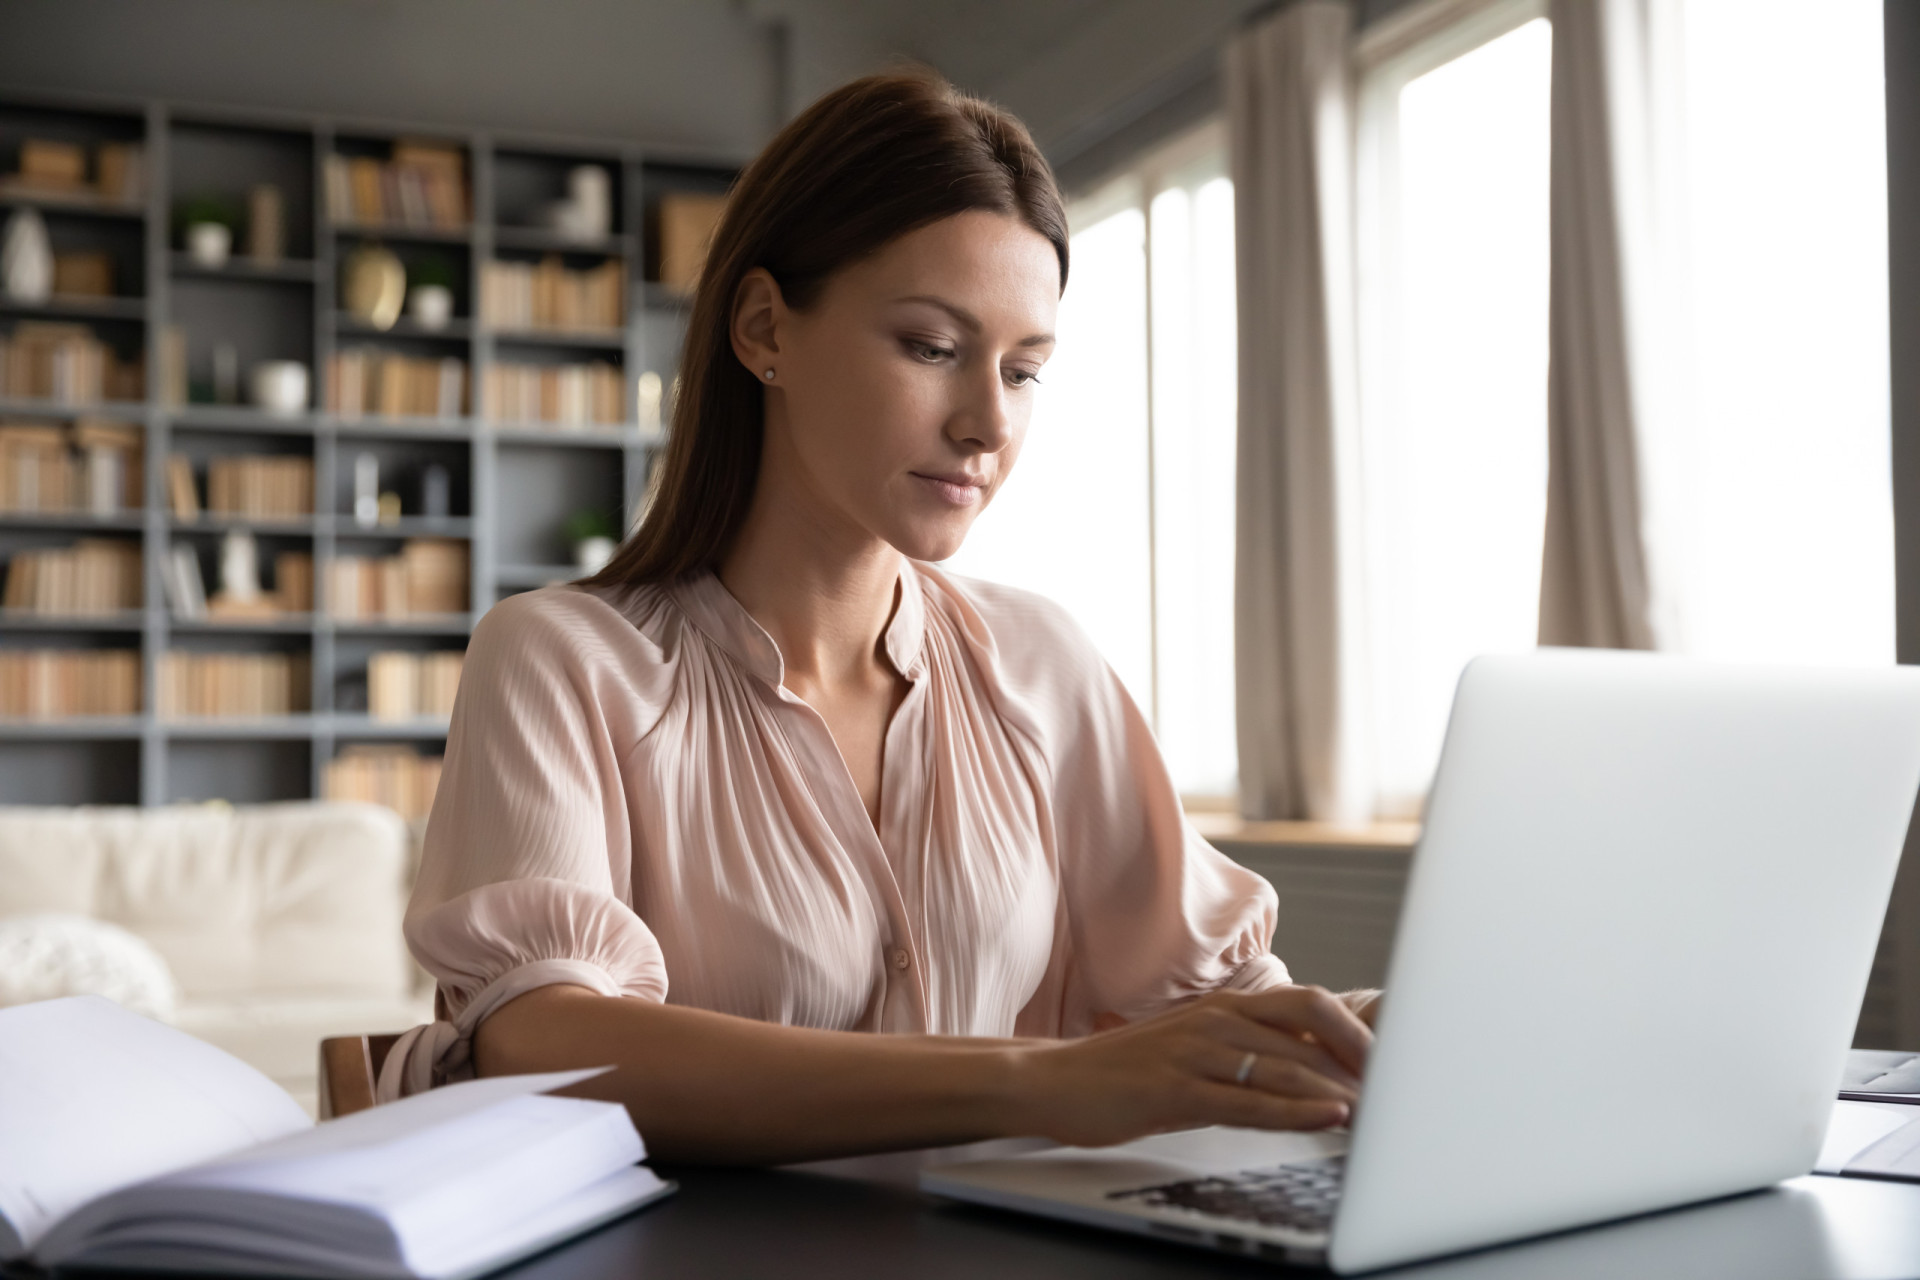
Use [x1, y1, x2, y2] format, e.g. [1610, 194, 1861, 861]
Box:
[1225, 0, 1368, 821]
[1538, 0, 1684, 649]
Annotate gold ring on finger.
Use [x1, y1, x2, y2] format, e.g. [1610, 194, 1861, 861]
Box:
[1235, 1051, 1258, 1086]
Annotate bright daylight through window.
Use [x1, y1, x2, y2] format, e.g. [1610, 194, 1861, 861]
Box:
[1357, 12, 1553, 817]
[1356, 0, 1890, 818]
[1671, 0, 1892, 668]
[946, 126, 1239, 799]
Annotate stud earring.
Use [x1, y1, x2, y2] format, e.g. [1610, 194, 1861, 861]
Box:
[763, 369, 775, 381]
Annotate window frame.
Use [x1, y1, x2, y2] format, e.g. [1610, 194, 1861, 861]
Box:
[1066, 116, 1236, 806]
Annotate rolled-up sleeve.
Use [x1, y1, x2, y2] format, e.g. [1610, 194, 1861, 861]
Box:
[377, 588, 671, 1100]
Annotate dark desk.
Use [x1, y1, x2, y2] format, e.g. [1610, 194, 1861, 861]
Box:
[501, 1142, 1920, 1280]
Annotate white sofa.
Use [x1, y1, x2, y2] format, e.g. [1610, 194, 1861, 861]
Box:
[0, 801, 432, 1114]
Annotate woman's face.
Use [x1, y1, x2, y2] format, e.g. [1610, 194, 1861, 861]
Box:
[736, 209, 1060, 564]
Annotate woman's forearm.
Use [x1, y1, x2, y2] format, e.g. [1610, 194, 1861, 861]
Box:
[474, 984, 1035, 1164]
[475, 982, 1374, 1164]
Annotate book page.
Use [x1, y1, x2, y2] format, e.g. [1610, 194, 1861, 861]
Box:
[1842, 1106, 1920, 1181]
[1816, 1100, 1918, 1174]
[37, 1068, 638, 1278]
[0, 996, 310, 1257]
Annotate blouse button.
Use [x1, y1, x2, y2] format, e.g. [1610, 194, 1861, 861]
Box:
[891, 948, 912, 971]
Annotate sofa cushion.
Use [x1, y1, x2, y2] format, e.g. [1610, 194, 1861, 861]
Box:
[0, 802, 411, 1002]
[0, 913, 179, 1020]
[174, 993, 435, 1116]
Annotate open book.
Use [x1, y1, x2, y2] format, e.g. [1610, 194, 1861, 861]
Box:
[0, 997, 672, 1278]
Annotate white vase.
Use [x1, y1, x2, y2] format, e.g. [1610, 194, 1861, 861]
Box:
[249, 360, 310, 416]
[187, 222, 231, 268]
[219, 529, 262, 602]
[1, 209, 53, 302]
[408, 284, 453, 330]
[567, 165, 612, 240]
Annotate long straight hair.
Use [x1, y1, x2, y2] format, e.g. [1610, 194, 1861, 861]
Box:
[585, 69, 1069, 588]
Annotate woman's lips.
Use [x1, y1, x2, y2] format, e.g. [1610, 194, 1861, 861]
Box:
[911, 471, 986, 506]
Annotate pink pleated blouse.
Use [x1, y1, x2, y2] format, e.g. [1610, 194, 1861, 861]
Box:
[378, 561, 1291, 1100]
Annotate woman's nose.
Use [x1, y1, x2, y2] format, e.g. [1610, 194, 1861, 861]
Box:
[948, 362, 1015, 453]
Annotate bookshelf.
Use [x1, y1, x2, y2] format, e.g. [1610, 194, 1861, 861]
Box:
[0, 93, 739, 809]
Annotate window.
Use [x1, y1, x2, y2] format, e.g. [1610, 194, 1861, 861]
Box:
[944, 121, 1239, 799]
[1667, 0, 1892, 667]
[1351, 0, 1891, 819]
[1355, 3, 1553, 816]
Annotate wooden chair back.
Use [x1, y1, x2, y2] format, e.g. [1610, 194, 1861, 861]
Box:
[318, 1033, 403, 1119]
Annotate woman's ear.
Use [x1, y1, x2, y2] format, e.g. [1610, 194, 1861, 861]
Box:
[730, 267, 785, 383]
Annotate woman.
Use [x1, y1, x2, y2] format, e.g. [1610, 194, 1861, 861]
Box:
[382, 69, 1378, 1163]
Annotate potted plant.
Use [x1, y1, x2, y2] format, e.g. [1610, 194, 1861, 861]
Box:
[406, 254, 459, 330]
[564, 508, 620, 573]
[174, 195, 242, 268]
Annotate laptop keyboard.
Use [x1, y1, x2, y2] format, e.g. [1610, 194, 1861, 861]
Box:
[1106, 1154, 1346, 1234]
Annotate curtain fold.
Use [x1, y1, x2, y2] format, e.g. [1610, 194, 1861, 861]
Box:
[1227, 0, 1365, 822]
[1539, 0, 1683, 649]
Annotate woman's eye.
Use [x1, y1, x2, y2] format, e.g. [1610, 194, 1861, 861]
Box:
[1006, 368, 1043, 388]
[909, 340, 955, 363]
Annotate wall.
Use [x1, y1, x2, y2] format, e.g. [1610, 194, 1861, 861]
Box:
[0, 0, 1423, 179]
[0, 0, 780, 155]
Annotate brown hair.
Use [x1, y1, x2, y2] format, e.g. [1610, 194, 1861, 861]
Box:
[586, 68, 1069, 587]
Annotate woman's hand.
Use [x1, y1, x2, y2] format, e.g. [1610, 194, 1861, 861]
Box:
[1344, 988, 1384, 1028]
[1011, 984, 1372, 1149]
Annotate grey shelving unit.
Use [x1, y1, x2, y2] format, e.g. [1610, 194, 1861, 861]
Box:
[0, 92, 738, 806]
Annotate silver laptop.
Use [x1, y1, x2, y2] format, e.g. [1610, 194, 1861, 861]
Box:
[923, 649, 1920, 1272]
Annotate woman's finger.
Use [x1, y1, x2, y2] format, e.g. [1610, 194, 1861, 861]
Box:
[1189, 1079, 1350, 1132]
[1235, 985, 1373, 1075]
[1201, 1041, 1356, 1103]
[1196, 1007, 1362, 1092]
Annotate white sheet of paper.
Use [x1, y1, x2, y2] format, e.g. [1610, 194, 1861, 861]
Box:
[0, 996, 311, 1256]
[1839, 1103, 1920, 1179]
[1815, 1100, 1919, 1174]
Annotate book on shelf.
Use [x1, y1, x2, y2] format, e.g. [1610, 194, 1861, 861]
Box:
[166, 454, 199, 519]
[52, 251, 114, 299]
[0, 139, 144, 205]
[159, 651, 312, 718]
[323, 141, 469, 230]
[482, 360, 623, 427]
[0, 323, 144, 405]
[0, 648, 140, 718]
[3, 538, 141, 616]
[329, 350, 467, 420]
[274, 550, 314, 612]
[248, 183, 286, 264]
[656, 191, 728, 294]
[94, 143, 145, 205]
[326, 743, 444, 821]
[368, 649, 463, 720]
[158, 324, 187, 408]
[16, 139, 86, 190]
[328, 538, 469, 620]
[0, 419, 142, 515]
[162, 544, 208, 622]
[193, 453, 315, 520]
[0, 996, 670, 1280]
[175, 546, 313, 622]
[480, 256, 624, 332]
